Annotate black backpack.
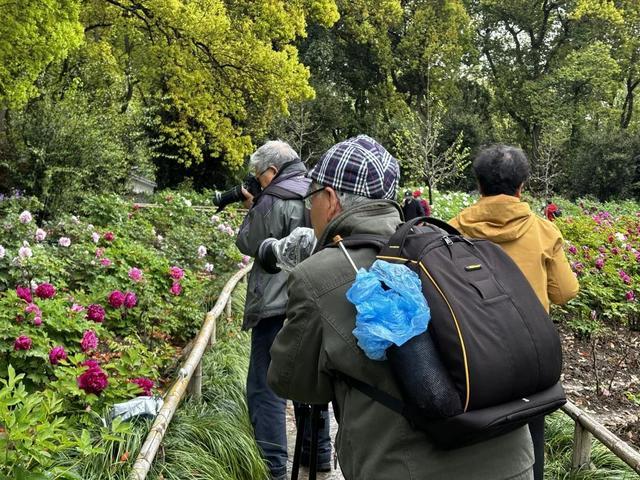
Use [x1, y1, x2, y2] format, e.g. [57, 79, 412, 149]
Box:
[332, 217, 566, 449]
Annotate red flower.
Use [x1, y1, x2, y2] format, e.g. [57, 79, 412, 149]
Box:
[130, 377, 154, 396]
[108, 290, 125, 308]
[35, 283, 56, 299]
[77, 362, 108, 395]
[104, 232, 115, 242]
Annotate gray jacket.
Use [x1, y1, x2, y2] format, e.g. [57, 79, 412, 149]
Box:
[235, 162, 310, 330]
[268, 200, 534, 480]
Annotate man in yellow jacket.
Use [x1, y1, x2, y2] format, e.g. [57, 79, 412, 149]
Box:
[450, 143, 579, 480]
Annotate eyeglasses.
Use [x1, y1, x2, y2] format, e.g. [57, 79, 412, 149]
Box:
[303, 186, 326, 209]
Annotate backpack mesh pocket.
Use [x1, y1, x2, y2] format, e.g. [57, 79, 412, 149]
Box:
[387, 331, 463, 418]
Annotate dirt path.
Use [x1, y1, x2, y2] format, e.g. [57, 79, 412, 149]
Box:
[285, 402, 345, 480]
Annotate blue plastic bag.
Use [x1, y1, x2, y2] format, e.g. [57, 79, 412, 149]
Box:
[346, 260, 430, 360]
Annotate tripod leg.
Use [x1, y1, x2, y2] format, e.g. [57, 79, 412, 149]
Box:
[291, 404, 309, 480]
[309, 405, 322, 480]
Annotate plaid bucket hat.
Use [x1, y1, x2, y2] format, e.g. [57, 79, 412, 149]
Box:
[308, 135, 399, 200]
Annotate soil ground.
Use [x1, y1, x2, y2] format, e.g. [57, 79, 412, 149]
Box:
[559, 322, 640, 449]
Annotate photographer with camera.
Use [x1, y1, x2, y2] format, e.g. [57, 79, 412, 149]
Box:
[235, 140, 331, 480]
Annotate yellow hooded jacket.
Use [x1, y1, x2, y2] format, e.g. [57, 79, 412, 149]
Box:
[450, 194, 579, 312]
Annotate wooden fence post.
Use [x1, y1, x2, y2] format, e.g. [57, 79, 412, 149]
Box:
[187, 360, 202, 401]
[571, 421, 593, 471]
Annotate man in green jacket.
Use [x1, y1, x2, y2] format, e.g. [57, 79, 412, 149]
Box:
[268, 135, 535, 479]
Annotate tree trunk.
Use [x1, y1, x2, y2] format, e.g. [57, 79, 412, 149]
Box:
[620, 78, 638, 129]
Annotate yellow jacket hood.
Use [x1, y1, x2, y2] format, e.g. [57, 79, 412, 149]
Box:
[451, 195, 535, 243]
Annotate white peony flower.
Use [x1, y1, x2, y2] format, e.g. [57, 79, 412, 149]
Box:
[197, 245, 207, 258]
[204, 263, 214, 272]
[58, 237, 71, 247]
[91, 232, 100, 243]
[19, 211, 32, 224]
[0, 245, 5, 258]
[35, 228, 47, 242]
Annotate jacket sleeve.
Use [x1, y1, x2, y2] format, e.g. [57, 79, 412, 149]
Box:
[235, 197, 300, 257]
[267, 265, 333, 404]
[546, 235, 580, 305]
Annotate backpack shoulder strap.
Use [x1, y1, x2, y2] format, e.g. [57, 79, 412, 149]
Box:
[321, 234, 389, 252]
[266, 185, 304, 200]
[333, 371, 406, 416]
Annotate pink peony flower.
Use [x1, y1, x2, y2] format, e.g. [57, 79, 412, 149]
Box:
[33, 316, 42, 326]
[170, 282, 182, 296]
[71, 303, 85, 313]
[49, 346, 67, 365]
[104, 232, 115, 242]
[130, 377, 154, 396]
[169, 266, 184, 280]
[25, 303, 41, 315]
[210, 215, 220, 223]
[86, 304, 105, 323]
[595, 258, 605, 270]
[35, 283, 56, 299]
[217, 224, 226, 232]
[128, 267, 143, 282]
[95, 247, 105, 258]
[226, 226, 235, 236]
[123, 291, 137, 309]
[14, 335, 32, 350]
[242, 255, 251, 265]
[16, 286, 32, 303]
[35, 228, 47, 242]
[91, 232, 100, 243]
[77, 363, 108, 395]
[19, 211, 32, 224]
[197, 245, 207, 258]
[626, 291, 635, 302]
[81, 330, 99, 351]
[108, 290, 125, 308]
[58, 237, 71, 247]
[100, 258, 112, 267]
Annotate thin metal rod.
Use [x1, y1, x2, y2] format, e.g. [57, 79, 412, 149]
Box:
[333, 235, 358, 274]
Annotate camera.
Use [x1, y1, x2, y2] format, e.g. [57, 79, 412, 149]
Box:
[213, 174, 263, 212]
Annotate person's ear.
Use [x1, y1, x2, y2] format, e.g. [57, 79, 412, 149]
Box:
[324, 187, 342, 220]
[515, 183, 524, 198]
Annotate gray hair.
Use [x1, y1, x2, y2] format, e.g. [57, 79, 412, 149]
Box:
[336, 191, 379, 211]
[249, 140, 299, 174]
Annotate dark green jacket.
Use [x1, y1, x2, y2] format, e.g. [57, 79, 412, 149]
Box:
[268, 200, 534, 480]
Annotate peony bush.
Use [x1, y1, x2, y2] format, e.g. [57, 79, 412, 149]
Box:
[0, 191, 244, 475]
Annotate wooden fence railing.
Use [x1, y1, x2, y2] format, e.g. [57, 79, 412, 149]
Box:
[562, 401, 640, 474]
[129, 264, 251, 480]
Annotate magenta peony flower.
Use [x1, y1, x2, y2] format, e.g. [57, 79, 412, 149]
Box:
[35, 283, 56, 299]
[81, 329, 99, 351]
[595, 257, 605, 270]
[123, 291, 137, 309]
[128, 267, 143, 282]
[108, 290, 125, 308]
[86, 304, 105, 323]
[14, 335, 32, 350]
[130, 377, 154, 396]
[33, 315, 42, 326]
[16, 285, 32, 303]
[170, 282, 182, 296]
[169, 266, 184, 280]
[49, 346, 67, 365]
[626, 291, 635, 302]
[568, 245, 577, 255]
[77, 363, 108, 395]
[100, 258, 112, 267]
[104, 231, 115, 242]
[82, 359, 100, 369]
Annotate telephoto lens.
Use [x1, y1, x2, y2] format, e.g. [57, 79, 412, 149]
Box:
[212, 185, 244, 212]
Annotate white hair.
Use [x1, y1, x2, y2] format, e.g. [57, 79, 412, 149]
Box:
[249, 140, 299, 174]
[336, 191, 379, 211]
